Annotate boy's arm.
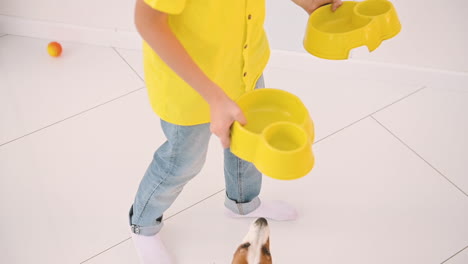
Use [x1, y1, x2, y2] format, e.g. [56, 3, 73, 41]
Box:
[134, 0, 246, 148]
[291, 0, 342, 14]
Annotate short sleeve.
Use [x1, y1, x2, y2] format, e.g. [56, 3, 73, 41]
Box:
[143, 0, 187, 14]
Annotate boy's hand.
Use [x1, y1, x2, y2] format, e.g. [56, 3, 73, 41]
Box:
[291, 0, 343, 14]
[209, 95, 247, 149]
[135, 0, 245, 144]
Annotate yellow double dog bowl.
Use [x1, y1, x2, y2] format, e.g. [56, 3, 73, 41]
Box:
[304, 0, 401, 60]
[230, 89, 315, 180]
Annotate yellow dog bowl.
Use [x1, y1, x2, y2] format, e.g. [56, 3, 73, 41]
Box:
[230, 89, 315, 180]
[304, 0, 401, 60]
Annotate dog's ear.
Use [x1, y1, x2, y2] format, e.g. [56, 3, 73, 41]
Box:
[231, 243, 250, 264]
[260, 238, 272, 263]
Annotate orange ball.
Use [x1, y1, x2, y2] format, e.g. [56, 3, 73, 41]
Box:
[47, 41, 62, 57]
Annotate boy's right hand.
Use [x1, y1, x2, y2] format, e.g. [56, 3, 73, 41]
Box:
[209, 94, 247, 149]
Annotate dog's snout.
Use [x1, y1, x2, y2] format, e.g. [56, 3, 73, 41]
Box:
[255, 217, 268, 227]
[234, 217, 272, 264]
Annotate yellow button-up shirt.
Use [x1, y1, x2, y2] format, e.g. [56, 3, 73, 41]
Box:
[142, 0, 270, 125]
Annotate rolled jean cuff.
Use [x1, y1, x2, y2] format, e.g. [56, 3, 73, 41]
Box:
[130, 223, 163, 236]
[128, 206, 164, 236]
[224, 194, 261, 215]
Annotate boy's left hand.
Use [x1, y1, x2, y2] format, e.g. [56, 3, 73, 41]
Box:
[291, 0, 343, 14]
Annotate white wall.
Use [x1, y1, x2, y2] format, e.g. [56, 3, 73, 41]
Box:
[1, 0, 467, 72]
[0, 0, 134, 30]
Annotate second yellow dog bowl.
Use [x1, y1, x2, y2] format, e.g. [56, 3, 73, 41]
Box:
[230, 89, 315, 180]
[304, 0, 401, 60]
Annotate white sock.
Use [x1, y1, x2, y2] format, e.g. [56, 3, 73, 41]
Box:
[131, 232, 173, 264]
[225, 200, 298, 221]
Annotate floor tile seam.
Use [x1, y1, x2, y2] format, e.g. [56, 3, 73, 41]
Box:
[79, 237, 131, 264]
[370, 116, 468, 198]
[80, 188, 225, 263]
[80, 85, 428, 262]
[112, 47, 145, 82]
[313, 86, 426, 145]
[0, 86, 145, 148]
[164, 189, 225, 221]
[441, 244, 468, 264]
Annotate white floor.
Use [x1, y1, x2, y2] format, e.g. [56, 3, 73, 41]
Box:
[1, 34, 468, 264]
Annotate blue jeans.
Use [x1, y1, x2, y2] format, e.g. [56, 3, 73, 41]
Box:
[129, 76, 265, 236]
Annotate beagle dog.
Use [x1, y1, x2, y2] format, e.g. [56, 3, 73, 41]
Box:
[231, 218, 272, 264]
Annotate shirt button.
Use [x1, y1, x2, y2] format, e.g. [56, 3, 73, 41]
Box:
[243, 72, 247, 77]
[248, 14, 252, 20]
[244, 44, 248, 49]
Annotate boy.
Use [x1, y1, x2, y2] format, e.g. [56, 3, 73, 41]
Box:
[130, 0, 342, 262]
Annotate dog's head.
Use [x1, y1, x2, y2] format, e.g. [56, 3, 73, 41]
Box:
[232, 218, 272, 264]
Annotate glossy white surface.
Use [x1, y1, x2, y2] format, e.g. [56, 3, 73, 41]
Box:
[446, 247, 468, 264]
[374, 87, 468, 196]
[80, 118, 468, 264]
[0, 35, 143, 145]
[1, 36, 467, 264]
[115, 48, 144, 81]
